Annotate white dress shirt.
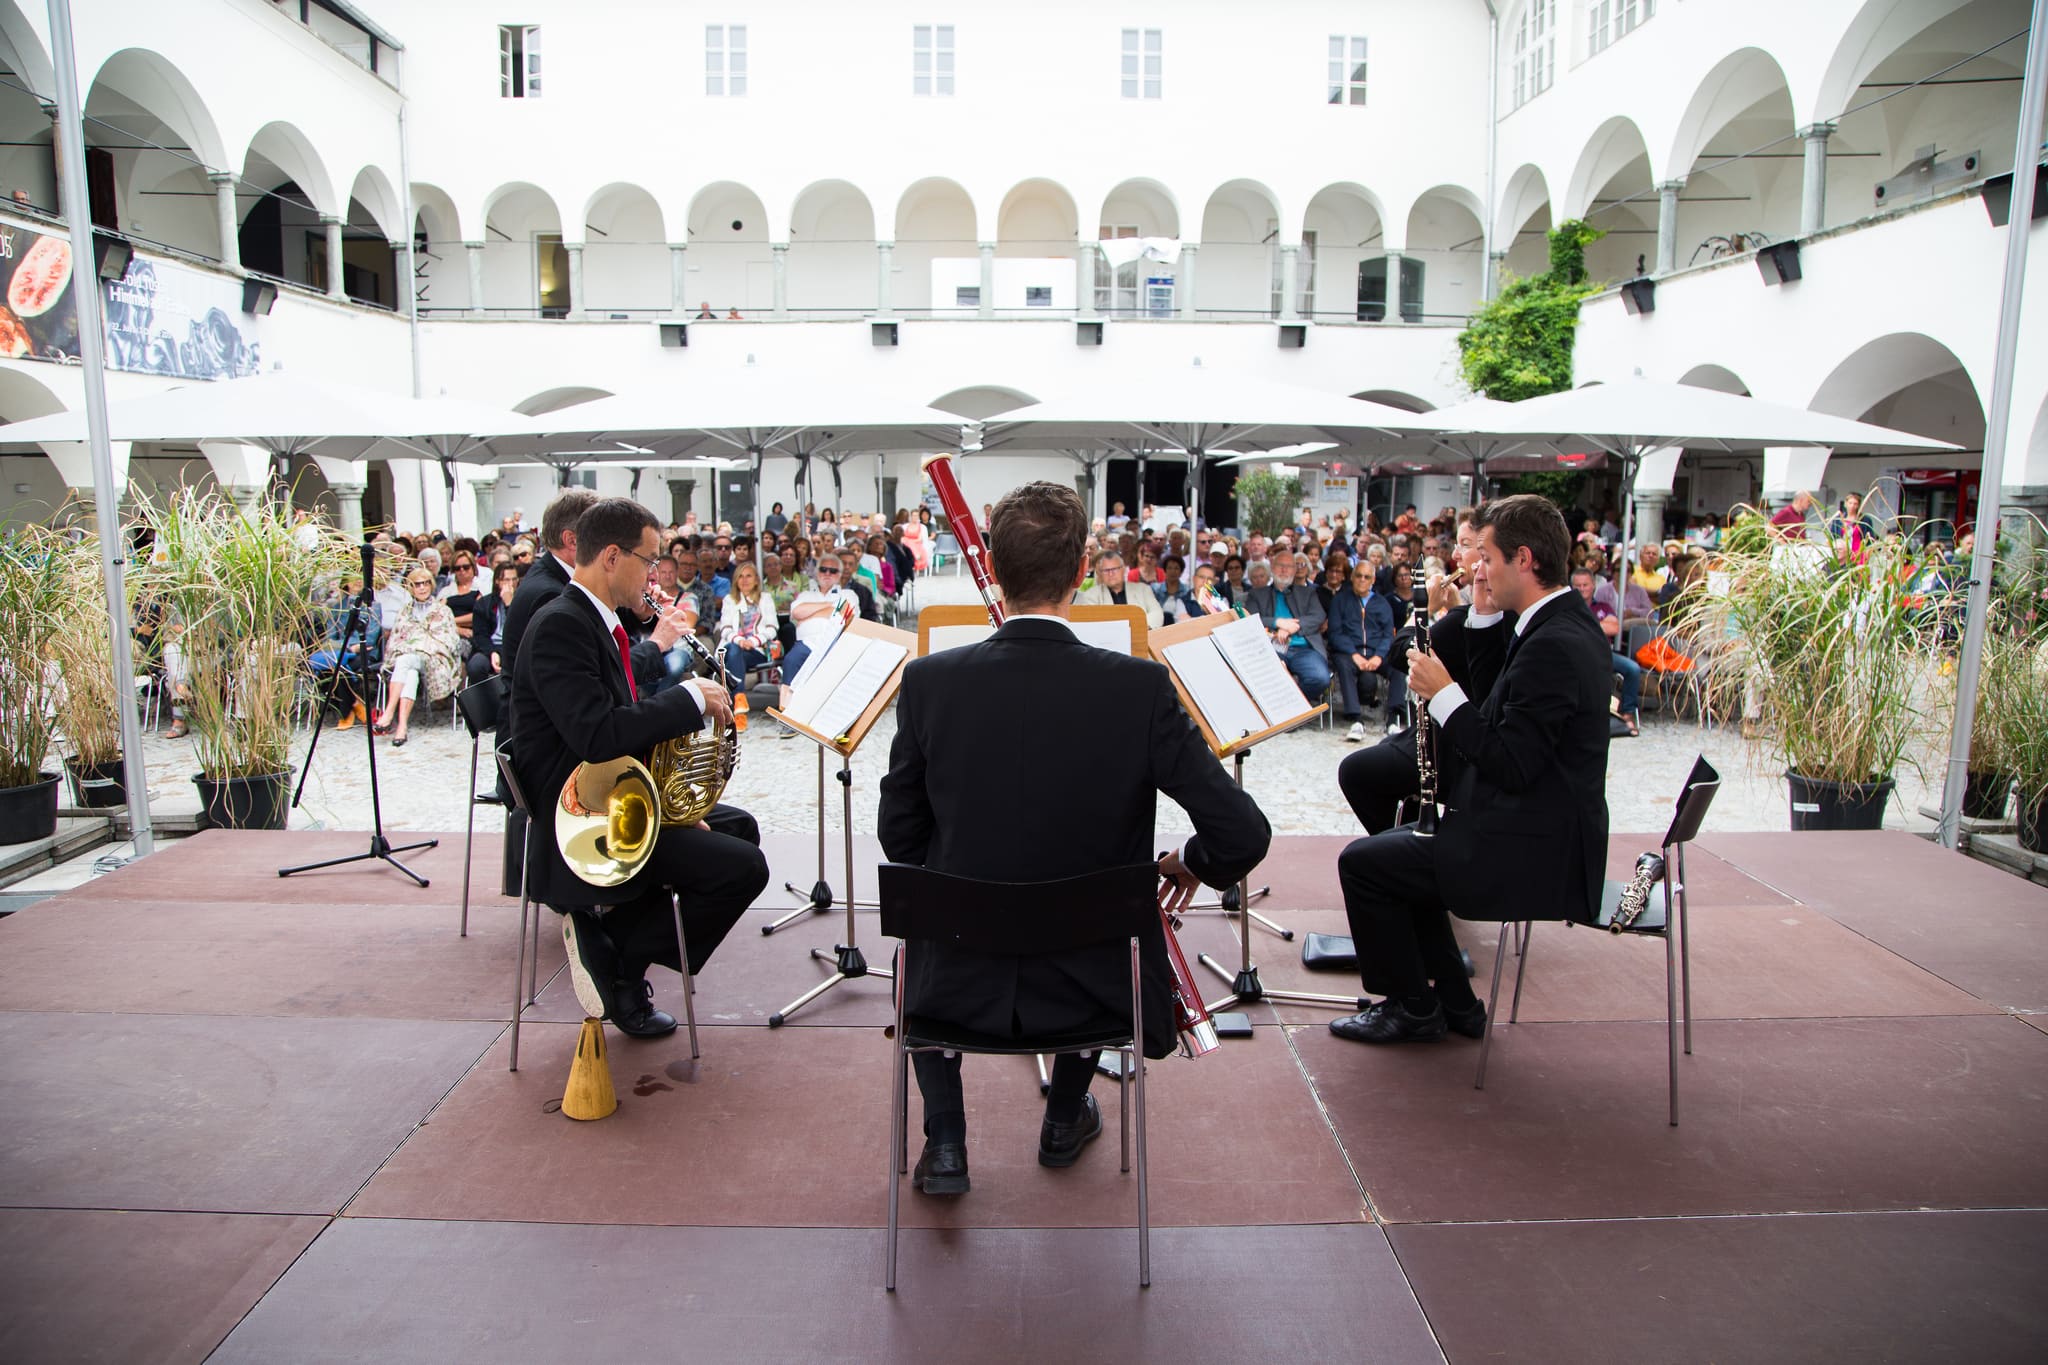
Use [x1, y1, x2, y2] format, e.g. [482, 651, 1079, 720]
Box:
[568, 578, 708, 720]
[1425, 586, 1571, 726]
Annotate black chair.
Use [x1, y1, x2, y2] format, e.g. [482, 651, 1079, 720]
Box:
[878, 862, 1158, 1292]
[1473, 755, 1720, 1125]
[456, 675, 507, 938]
[495, 751, 700, 1074]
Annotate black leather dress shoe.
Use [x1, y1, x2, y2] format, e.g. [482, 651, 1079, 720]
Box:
[1038, 1092, 1104, 1168]
[608, 978, 678, 1038]
[1443, 999, 1487, 1040]
[913, 1140, 970, 1195]
[1328, 1000, 1447, 1044]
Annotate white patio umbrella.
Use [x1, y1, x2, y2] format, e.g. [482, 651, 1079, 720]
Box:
[974, 362, 1443, 527]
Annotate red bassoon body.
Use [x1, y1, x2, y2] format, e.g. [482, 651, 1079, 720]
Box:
[921, 453, 1219, 1057]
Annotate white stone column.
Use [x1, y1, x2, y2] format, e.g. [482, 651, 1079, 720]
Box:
[1800, 123, 1835, 236]
[1176, 242, 1197, 319]
[41, 441, 132, 505]
[875, 240, 893, 315]
[669, 243, 688, 316]
[1383, 250, 1405, 323]
[565, 241, 585, 319]
[1632, 489, 1672, 547]
[465, 241, 486, 316]
[327, 481, 368, 537]
[770, 242, 789, 318]
[322, 217, 346, 299]
[1278, 244, 1300, 321]
[1076, 241, 1098, 318]
[465, 474, 498, 538]
[211, 174, 241, 274]
[1654, 181, 1685, 276]
[977, 242, 995, 318]
[1486, 249, 1507, 301]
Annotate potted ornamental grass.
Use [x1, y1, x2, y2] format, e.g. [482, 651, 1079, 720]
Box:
[0, 526, 69, 842]
[44, 524, 131, 808]
[136, 488, 350, 830]
[1978, 517, 2048, 848]
[1672, 505, 1952, 831]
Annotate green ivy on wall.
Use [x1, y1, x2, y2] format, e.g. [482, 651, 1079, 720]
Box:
[1456, 219, 1606, 402]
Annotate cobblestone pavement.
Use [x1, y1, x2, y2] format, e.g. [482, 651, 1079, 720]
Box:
[120, 570, 1941, 842]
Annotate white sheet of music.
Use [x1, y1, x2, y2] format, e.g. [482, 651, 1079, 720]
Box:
[782, 632, 872, 728]
[1067, 618, 1133, 655]
[1161, 637, 1267, 743]
[805, 639, 908, 740]
[924, 623, 996, 655]
[1209, 612, 1313, 727]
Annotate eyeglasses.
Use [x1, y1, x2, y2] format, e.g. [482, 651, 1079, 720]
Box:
[817, 566, 841, 575]
[623, 549, 661, 570]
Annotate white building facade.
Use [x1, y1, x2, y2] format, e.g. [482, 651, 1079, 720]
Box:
[0, 0, 2038, 540]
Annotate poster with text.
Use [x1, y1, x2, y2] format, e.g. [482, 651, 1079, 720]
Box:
[103, 253, 263, 380]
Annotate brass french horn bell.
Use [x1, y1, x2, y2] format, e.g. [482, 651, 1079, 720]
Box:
[556, 755, 662, 887]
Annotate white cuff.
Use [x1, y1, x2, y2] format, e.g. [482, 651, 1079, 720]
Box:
[679, 678, 709, 726]
[1428, 682, 1468, 727]
[1466, 609, 1504, 628]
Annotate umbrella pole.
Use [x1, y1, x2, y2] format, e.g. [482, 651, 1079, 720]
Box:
[49, 0, 153, 857]
[752, 445, 765, 576]
[1939, 0, 2048, 849]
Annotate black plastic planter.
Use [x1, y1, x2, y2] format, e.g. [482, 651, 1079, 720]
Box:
[1961, 770, 2014, 823]
[1786, 771, 1894, 831]
[64, 756, 127, 809]
[0, 772, 61, 843]
[192, 771, 290, 831]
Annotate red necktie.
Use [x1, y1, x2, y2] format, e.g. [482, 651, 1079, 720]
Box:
[612, 624, 638, 700]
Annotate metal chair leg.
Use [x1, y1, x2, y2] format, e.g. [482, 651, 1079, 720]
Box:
[671, 893, 699, 1060]
[1130, 935, 1149, 1289]
[1509, 921, 1533, 1024]
[1119, 1044, 1131, 1174]
[1666, 913, 1680, 1127]
[887, 1040, 905, 1292]
[460, 737, 478, 938]
[1675, 843, 1694, 1055]
[509, 829, 532, 1073]
[527, 882, 544, 1006]
[1475, 924, 1510, 1090]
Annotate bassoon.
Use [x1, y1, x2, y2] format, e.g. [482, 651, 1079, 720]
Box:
[922, 453, 1220, 1057]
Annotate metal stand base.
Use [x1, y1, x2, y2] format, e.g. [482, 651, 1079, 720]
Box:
[769, 750, 892, 1026]
[279, 831, 438, 887]
[1186, 882, 1290, 940]
[763, 745, 877, 934]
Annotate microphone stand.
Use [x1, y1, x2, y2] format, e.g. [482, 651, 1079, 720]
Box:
[279, 542, 438, 886]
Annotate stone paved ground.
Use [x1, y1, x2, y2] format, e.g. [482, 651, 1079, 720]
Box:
[116, 568, 1941, 843]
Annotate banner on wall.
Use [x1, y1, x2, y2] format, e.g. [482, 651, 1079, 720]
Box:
[0, 215, 264, 379]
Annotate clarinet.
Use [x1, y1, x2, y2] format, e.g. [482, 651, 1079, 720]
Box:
[1411, 618, 1440, 838]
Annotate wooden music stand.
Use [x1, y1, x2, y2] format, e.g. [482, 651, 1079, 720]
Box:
[1150, 612, 1362, 1017]
[762, 618, 917, 1025]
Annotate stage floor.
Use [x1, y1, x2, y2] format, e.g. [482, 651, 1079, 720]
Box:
[1, 828, 2044, 1363]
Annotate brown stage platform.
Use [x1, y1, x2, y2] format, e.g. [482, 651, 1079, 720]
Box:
[1, 828, 2044, 1363]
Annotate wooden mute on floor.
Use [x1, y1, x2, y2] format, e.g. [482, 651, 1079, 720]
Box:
[561, 1017, 618, 1120]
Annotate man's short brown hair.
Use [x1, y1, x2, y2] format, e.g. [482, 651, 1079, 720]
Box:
[988, 482, 1087, 608]
[541, 489, 601, 553]
[572, 498, 659, 567]
[1474, 494, 1572, 588]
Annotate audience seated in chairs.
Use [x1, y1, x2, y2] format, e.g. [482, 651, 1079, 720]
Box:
[1241, 554, 1332, 703]
[465, 561, 522, 685]
[1329, 562, 1402, 742]
[310, 572, 382, 730]
[372, 566, 462, 747]
[717, 560, 780, 692]
[777, 551, 860, 720]
[1073, 549, 1164, 627]
[1573, 566, 1641, 737]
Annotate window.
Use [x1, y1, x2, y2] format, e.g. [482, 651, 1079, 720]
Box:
[1328, 36, 1366, 105]
[1510, 1, 1553, 110]
[535, 232, 569, 318]
[954, 286, 979, 309]
[499, 25, 540, 98]
[707, 24, 746, 96]
[1024, 286, 1053, 307]
[1587, 0, 1654, 57]
[914, 25, 955, 96]
[1121, 29, 1161, 99]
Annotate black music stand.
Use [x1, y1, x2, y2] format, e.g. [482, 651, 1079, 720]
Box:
[762, 741, 879, 933]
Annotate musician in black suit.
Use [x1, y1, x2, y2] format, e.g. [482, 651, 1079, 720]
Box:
[878, 482, 1270, 1195]
[1338, 515, 1515, 835]
[1329, 494, 1610, 1045]
[511, 498, 768, 1039]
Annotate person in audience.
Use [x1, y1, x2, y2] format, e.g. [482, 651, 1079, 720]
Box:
[1573, 565, 1640, 736]
[716, 559, 779, 692]
[1074, 549, 1164, 627]
[372, 566, 462, 747]
[764, 501, 789, 536]
[859, 532, 897, 599]
[1156, 553, 1194, 619]
[1329, 562, 1397, 742]
[1243, 556, 1331, 701]
[467, 561, 522, 683]
[1220, 553, 1247, 605]
[311, 571, 382, 729]
[886, 525, 916, 594]
[1770, 490, 1815, 540]
[779, 551, 861, 712]
[440, 549, 483, 653]
[696, 546, 731, 601]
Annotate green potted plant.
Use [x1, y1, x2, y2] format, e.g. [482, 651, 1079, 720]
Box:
[1232, 468, 1304, 539]
[2009, 645, 2048, 852]
[137, 488, 349, 830]
[1671, 505, 1950, 830]
[0, 527, 70, 842]
[1986, 518, 2048, 849]
[45, 525, 130, 809]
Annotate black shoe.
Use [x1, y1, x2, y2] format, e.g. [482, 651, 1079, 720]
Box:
[1038, 1092, 1104, 1168]
[913, 1140, 970, 1195]
[1328, 999, 1447, 1044]
[561, 909, 620, 1020]
[1443, 999, 1487, 1040]
[609, 978, 678, 1038]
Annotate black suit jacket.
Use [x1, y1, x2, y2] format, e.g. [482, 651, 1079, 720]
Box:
[878, 618, 1270, 1054]
[499, 553, 665, 757]
[509, 586, 707, 907]
[1433, 591, 1610, 924]
[1381, 604, 1515, 776]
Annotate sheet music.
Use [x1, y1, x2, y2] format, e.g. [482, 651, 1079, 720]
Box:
[1210, 612, 1313, 727]
[804, 639, 908, 740]
[925, 623, 995, 655]
[1068, 618, 1133, 655]
[1161, 638, 1267, 743]
[782, 632, 871, 728]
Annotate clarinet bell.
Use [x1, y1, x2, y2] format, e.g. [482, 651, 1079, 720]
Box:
[1413, 802, 1439, 838]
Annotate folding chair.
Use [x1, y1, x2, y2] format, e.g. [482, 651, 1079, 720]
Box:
[496, 752, 699, 1073]
[1472, 755, 1720, 1125]
[879, 862, 1157, 1291]
[455, 675, 506, 937]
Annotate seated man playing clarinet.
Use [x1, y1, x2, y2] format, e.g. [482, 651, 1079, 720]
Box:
[511, 498, 769, 1039]
[878, 481, 1270, 1195]
[1329, 495, 1610, 1045]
